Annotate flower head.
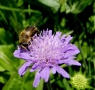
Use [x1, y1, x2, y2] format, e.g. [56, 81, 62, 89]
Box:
[13, 29, 81, 87]
[70, 73, 90, 89]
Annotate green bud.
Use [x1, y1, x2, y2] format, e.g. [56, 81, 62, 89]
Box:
[70, 73, 90, 89]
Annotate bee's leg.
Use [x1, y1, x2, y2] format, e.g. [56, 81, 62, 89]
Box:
[37, 30, 40, 35]
[31, 37, 33, 41]
[26, 47, 30, 51]
[28, 41, 32, 45]
[20, 45, 29, 51]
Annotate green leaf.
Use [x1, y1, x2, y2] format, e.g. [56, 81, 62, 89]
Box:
[62, 78, 72, 90]
[17, 0, 23, 7]
[0, 45, 16, 71]
[57, 80, 63, 88]
[38, 0, 60, 12]
[0, 11, 8, 24]
[0, 52, 14, 71]
[2, 72, 22, 90]
[0, 28, 13, 44]
[60, 0, 66, 12]
[2, 70, 37, 90]
[0, 71, 11, 84]
[66, 0, 93, 14]
[0, 76, 6, 84]
[0, 65, 5, 72]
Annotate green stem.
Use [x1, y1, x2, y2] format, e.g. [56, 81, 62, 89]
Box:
[0, 5, 41, 14]
[44, 79, 52, 90]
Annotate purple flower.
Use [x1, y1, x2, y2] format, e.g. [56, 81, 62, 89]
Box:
[13, 29, 81, 87]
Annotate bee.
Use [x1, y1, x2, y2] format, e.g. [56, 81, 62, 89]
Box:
[19, 26, 39, 51]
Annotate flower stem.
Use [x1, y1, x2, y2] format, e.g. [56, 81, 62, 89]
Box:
[44, 79, 52, 90]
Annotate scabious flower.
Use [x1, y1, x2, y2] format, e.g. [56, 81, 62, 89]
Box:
[13, 29, 81, 87]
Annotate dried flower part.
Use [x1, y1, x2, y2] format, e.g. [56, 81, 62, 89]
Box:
[13, 29, 81, 87]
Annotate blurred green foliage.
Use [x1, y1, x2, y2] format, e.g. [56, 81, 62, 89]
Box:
[0, 0, 95, 90]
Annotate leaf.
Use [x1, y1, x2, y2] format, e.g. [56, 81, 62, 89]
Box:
[2, 72, 22, 90]
[0, 52, 14, 71]
[17, 0, 23, 7]
[0, 10, 8, 24]
[60, 0, 66, 12]
[0, 65, 5, 72]
[0, 72, 10, 84]
[57, 80, 63, 88]
[66, 0, 93, 14]
[0, 28, 12, 44]
[38, 0, 60, 12]
[0, 45, 16, 71]
[62, 78, 72, 90]
[0, 76, 6, 84]
[2, 69, 38, 90]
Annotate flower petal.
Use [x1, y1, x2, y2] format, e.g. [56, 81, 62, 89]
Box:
[61, 34, 66, 39]
[63, 59, 81, 66]
[51, 66, 56, 74]
[19, 52, 32, 60]
[13, 48, 31, 60]
[40, 67, 50, 82]
[30, 63, 39, 72]
[55, 31, 62, 38]
[48, 30, 52, 36]
[18, 61, 32, 76]
[64, 45, 80, 58]
[33, 72, 41, 87]
[13, 49, 20, 58]
[65, 35, 73, 44]
[62, 35, 73, 45]
[56, 66, 69, 78]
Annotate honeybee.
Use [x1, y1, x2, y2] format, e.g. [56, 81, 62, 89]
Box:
[19, 26, 39, 50]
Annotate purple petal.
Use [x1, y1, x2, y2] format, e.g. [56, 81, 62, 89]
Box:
[62, 59, 81, 66]
[19, 52, 32, 60]
[56, 66, 69, 78]
[18, 61, 32, 76]
[13, 49, 20, 58]
[33, 72, 41, 87]
[48, 30, 52, 36]
[13, 50, 31, 60]
[61, 34, 67, 39]
[51, 66, 56, 74]
[62, 35, 73, 45]
[13, 48, 31, 60]
[65, 35, 73, 44]
[32, 63, 39, 69]
[55, 31, 62, 38]
[40, 67, 50, 82]
[64, 45, 80, 57]
[62, 44, 71, 52]
[30, 63, 39, 72]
